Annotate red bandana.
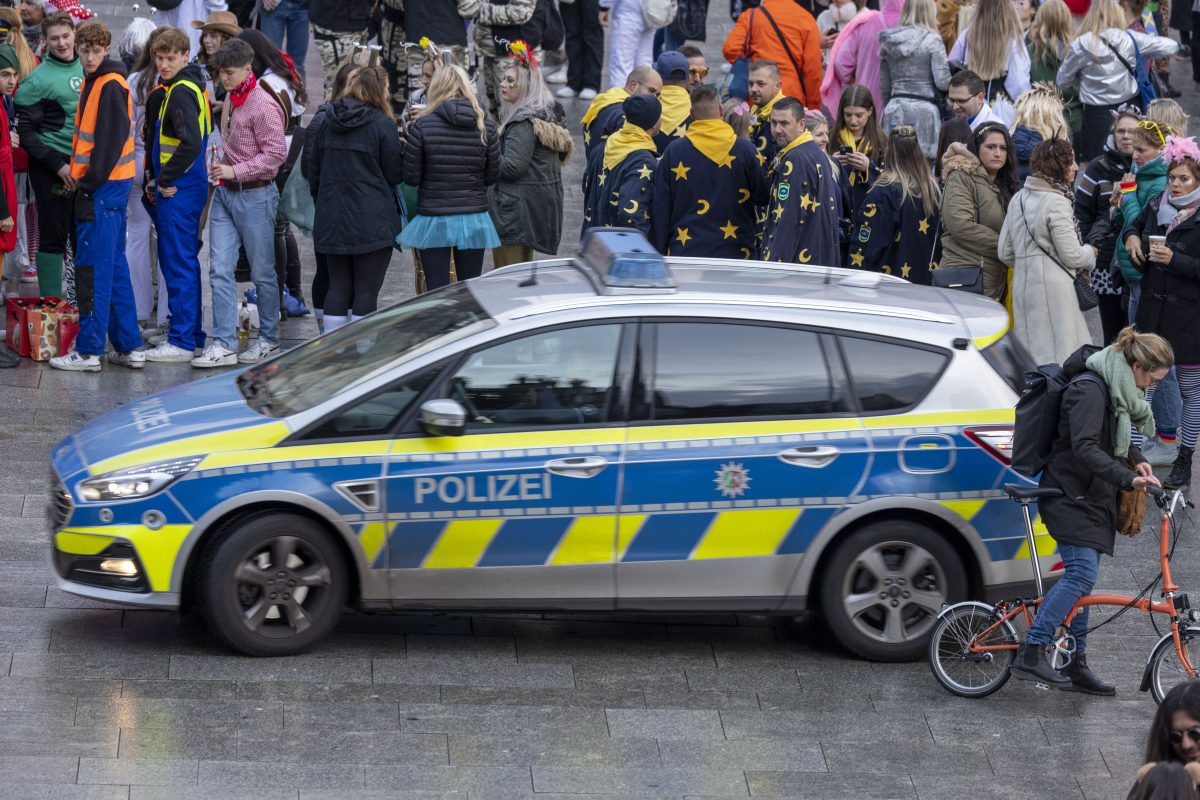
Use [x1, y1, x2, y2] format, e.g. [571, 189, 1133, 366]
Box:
[229, 70, 258, 108]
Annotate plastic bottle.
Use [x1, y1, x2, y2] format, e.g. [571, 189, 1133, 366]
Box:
[237, 299, 250, 343]
[209, 142, 223, 187]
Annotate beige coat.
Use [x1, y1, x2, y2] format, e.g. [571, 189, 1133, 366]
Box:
[999, 175, 1097, 365]
[939, 143, 1009, 301]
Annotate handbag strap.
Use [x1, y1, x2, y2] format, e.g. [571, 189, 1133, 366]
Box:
[759, 6, 804, 88]
[741, 9, 755, 58]
[1100, 33, 1137, 79]
[1018, 195, 1079, 281]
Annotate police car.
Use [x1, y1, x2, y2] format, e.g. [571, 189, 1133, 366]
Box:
[49, 230, 1051, 660]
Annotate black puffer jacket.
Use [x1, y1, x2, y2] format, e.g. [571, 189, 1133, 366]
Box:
[309, 0, 373, 33]
[310, 98, 405, 255]
[403, 98, 499, 217]
[1039, 345, 1145, 557]
[1127, 194, 1200, 364]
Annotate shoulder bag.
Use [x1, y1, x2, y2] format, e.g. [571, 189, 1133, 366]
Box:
[1100, 32, 1156, 110]
[1018, 195, 1099, 311]
[930, 180, 985, 293]
[723, 9, 755, 101]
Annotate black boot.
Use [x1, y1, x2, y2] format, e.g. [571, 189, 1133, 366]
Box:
[1061, 654, 1116, 696]
[0, 347, 18, 368]
[1011, 642, 1072, 686]
[1165, 445, 1194, 490]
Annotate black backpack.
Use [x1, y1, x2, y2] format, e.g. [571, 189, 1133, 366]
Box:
[1011, 363, 1103, 477]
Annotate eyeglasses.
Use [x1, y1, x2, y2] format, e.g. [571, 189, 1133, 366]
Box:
[689, 67, 709, 79]
[1170, 728, 1200, 745]
[947, 95, 974, 107]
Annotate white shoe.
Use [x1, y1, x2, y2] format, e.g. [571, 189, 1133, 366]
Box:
[191, 341, 238, 368]
[545, 67, 568, 84]
[555, 86, 578, 99]
[49, 351, 101, 372]
[1143, 437, 1180, 467]
[142, 341, 195, 363]
[238, 339, 281, 364]
[107, 349, 146, 369]
[578, 87, 598, 101]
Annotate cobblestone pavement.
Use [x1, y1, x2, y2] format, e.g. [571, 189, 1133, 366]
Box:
[1, 3, 1199, 799]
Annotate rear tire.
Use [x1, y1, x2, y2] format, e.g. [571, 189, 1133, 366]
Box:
[196, 512, 349, 656]
[928, 602, 1016, 697]
[819, 521, 967, 661]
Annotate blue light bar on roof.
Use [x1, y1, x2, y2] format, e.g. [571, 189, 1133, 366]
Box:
[577, 228, 676, 292]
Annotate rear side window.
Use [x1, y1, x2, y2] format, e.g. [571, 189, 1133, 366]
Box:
[648, 322, 838, 421]
[981, 333, 1035, 394]
[840, 335, 949, 412]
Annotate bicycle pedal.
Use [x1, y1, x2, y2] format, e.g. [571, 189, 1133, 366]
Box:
[1033, 681, 1052, 691]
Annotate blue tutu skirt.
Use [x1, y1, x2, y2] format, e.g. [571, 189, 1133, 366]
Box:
[398, 212, 501, 251]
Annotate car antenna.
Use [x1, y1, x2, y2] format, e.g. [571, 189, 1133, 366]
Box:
[519, 260, 539, 287]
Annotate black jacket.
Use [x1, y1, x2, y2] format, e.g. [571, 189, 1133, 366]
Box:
[402, 0, 469, 47]
[155, 64, 207, 188]
[1127, 194, 1200, 363]
[75, 59, 133, 196]
[489, 106, 572, 254]
[1039, 346, 1144, 557]
[403, 98, 499, 217]
[1074, 142, 1131, 281]
[309, 0, 374, 34]
[310, 98, 405, 255]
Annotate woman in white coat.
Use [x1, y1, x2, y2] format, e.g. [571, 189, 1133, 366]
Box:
[1000, 137, 1097, 365]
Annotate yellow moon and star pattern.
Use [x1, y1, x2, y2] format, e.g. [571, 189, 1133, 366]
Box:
[649, 119, 769, 258]
[581, 129, 659, 237]
[581, 87, 632, 159]
[761, 131, 842, 266]
[848, 182, 942, 284]
[749, 94, 783, 170]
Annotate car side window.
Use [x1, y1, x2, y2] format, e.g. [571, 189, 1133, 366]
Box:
[447, 325, 623, 430]
[648, 322, 837, 421]
[839, 335, 949, 412]
[300, 369, 438, 440]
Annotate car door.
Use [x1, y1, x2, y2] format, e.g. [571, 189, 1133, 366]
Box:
[381, 321, 633, 608]
[616, 320, 871, 610]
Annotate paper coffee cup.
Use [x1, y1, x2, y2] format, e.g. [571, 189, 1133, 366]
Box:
[1150, 235, 1167, 248]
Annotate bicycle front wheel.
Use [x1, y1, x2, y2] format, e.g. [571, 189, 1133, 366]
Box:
[929, 603, 1018, 698]
[1148, 626, 1200, 703]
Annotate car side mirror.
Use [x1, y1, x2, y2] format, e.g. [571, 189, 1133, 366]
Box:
[420, 399, 467, 437]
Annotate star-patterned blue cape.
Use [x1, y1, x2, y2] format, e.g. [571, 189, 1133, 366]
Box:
[761, 133, 842, 267]
[848, 181, 942, 284]
[649, 123, 769, 258]
[583, 102, 626, 160]
[581, 142, 658, 237]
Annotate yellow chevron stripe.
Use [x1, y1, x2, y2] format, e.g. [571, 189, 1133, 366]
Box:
[132, 525, 192, 591]
[423, 519, 503, 569]
[358, 522, 390, 567]
[90, 422, 292, 474]
[691, 509, 801, 560]
[198, 439, 392, 471]
[940, 500, 987, 521]
[55, 531, 117, 555]
[617, 515, 646, 560]
[550, 515, 617, 565]
[861, 409, 1013, 429]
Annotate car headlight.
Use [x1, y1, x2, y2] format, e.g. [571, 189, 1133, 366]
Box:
[77, 456, 204, 502]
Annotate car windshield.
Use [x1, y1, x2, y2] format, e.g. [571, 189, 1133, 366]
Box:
[238, 282, 492, 418]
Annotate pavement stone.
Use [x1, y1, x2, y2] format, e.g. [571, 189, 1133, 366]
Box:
[606, 708, 726, 740]
[117, 726, 238, 760]
[530, 766, 750, 797]
[77, 757, 199, 786]
[373, 658, 575, 689]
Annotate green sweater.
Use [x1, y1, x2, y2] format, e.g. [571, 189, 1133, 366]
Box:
[14, 53, 83, 172]
[1117, 156, 1167, 282]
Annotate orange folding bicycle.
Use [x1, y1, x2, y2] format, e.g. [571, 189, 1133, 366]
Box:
[929, 483, 1198, 703]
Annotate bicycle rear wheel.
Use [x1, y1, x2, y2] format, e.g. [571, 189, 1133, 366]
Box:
[929, 603, 1018, 697]
[1148, 626, 1200, 703]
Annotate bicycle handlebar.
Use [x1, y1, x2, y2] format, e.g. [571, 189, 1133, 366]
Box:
[1147, 484, 1165, 498]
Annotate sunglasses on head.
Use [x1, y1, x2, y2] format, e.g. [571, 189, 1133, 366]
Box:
[1170, 728, 1200, 745]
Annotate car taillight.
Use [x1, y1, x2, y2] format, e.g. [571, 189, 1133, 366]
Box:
[1050, 561, 1065, 573]
[965, 426, 1014, 465]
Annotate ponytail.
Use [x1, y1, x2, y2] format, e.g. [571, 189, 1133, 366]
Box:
[1113, 326, 1174, 372]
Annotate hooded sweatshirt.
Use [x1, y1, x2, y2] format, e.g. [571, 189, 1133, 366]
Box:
[71, 58, 132, 195]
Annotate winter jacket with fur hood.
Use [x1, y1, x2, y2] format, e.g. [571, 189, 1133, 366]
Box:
[939, 141, 1009, 300]
[489, 105, 573, 255]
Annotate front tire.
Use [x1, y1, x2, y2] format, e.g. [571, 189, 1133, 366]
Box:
[819, 521, 967, 661]
[929, 603, 1016, 697]
[197, 512, 349, 656]
[1148, 626, 1200, 703]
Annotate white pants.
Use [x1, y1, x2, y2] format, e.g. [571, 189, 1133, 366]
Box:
[607, 0, 654, 89]
[126, 178, 162, 323]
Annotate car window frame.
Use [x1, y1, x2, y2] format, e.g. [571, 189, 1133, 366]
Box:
[832, 331, 952, 416]
[628, 317, 857, 426]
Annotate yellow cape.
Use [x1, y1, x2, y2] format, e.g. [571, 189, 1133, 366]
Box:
[684, 118, 738, 167]
[659, 84, 691, 136]
[603, 122, 658, 171]
[581, 86, 629, 127]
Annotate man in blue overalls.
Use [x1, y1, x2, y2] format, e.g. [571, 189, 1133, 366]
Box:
[142, 25, 210, 364]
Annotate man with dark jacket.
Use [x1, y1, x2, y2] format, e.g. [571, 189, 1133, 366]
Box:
[142, 27, 211, 364]
[652, 51, 692, 152]
[389, 0, 471, 113]
[49, 21, 142, 372]
[582, 94, 660, 237]
[580, 64, 661, 159]
[309, 0, 373, 96]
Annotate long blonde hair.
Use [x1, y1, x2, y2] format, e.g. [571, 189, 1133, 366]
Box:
[421, 63, 487, 142]
[0, 9, 37, 79]
[966, 0, 1024, 81]
[1028, 0, 1073, 65]
[899, 0, 937, 32]
[1014, 84, 1070, 141]
[875, 126, 941, 217]
[1079, 0, 1129, 53]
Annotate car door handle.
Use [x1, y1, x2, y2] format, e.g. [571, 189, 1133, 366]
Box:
[778, 446, 840, 468]
[545, 456, 609, 478]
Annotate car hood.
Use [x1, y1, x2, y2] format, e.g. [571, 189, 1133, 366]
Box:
[62, 373, 291, 476]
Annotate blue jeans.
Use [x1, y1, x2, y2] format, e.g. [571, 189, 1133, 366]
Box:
[259, 0, 309, 75]
[1153, 367, 1182, 438]
[1026, 542, 1101, 654]
[1128, 281, 1141, 323]
[208, 184, 279, 349]
[74, 178, 141, 356]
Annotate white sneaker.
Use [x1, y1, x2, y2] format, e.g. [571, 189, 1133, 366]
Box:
[1143, 437, 1180, 467]
[238, 339, 281, 364]
[49, 351, 101, 372]
[555, 86, 578, 99]
[142, 341, 194, 363]
[107, 349, 146, 369]
[191, 342, 238, 368]
[545, 67, 568, 84]
[578, 87, 598, 101]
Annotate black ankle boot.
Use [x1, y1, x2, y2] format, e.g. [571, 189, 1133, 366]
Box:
[1011, 643, 1071, 686]
[1061, 654, 1116, 695]
[1166, 445, 1194, 490]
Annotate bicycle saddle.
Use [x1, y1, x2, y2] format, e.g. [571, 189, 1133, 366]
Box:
[1004, 484, 1064, 502]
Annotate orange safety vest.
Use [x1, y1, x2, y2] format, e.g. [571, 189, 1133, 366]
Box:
[69, 72, 136, 182]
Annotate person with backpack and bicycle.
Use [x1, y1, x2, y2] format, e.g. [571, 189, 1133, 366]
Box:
[1012, 327, 1170, 692]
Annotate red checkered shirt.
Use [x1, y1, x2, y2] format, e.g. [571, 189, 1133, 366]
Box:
[219, 83, 287, 183]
